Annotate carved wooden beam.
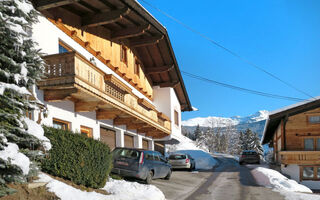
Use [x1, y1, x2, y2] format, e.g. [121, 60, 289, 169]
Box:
[137, 127, 156, 133]
[44, 88, 78, 102]
[145, 64, 174, 75]
[126, 123, 148, 130]
[130, 35, 164, 48]
[96, 109, 123, 120]
[111, 24, 151, 40]
[113, 117, 136, 125]
[35, 0, 79, 11]
[75, 101, 100, 112]
[82, 7, 131, 27]
[153, 80, 180, 88]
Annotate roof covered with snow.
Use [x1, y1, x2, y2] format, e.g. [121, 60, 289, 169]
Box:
[262, 96, 320, 144]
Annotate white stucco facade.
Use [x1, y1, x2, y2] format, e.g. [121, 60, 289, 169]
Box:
[30, 16, 185, 151]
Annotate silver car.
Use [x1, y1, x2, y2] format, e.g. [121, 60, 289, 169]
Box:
[168, 153, 195, 171]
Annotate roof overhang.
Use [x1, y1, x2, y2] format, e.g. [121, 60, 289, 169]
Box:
[31, 0, 192, 111]
[262, 97, 320, 144]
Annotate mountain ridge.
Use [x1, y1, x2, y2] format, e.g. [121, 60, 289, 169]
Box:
[182, 110, 269, 128]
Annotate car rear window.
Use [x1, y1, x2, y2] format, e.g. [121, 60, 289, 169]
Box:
[242, 151, 257, 155]
[169, 154, 186, 160]
[112, 149, 140, 160]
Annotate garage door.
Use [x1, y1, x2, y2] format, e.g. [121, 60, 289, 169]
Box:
[155, 141, 165, 155]
[124, 134, 134, 148]
[100, 127, 116, 150]
[142, 139, 148, 150]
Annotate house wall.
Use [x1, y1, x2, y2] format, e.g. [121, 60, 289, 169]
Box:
[31, 15, 182, 150]
[32, 16, 153, 105]
[153, 86, 181, 137]
[273, 121, 282, 163]
[281, 164, 320, 190]
[285, 107, 320, 150]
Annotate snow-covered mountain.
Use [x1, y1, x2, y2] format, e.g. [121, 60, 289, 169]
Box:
[182, 110, 269, 128]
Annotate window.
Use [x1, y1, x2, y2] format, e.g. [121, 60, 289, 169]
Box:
[120, 45, 127, 64]
[80, 125, 93, 138]
[53, 118, 70, 130]
[303, 138, 320, 151]
[309, 116, 320, 124]
[174, 110, 179, 126]
[304, 138, 314, 151]
[301, 166, 320, 180]
[302, 167, 314, 179]
[134, 59, 140, 77]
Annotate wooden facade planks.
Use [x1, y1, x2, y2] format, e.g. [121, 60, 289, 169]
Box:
[38, 52, 171, 138]
[271, 107, 320, 165]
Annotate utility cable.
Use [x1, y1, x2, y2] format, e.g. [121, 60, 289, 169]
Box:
[181, 71, 309, 102]
[139, 0, 315, 99]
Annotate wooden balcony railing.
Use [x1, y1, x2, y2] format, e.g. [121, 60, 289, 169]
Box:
[280, 151, 320, 165]
[38, 52, 171, 134]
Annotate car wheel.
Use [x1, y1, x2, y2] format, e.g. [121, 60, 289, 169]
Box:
[145, 171, 153, 184]
[164, 170, 171, 180]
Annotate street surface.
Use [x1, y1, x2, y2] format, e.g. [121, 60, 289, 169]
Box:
[153, 154, 285, 200]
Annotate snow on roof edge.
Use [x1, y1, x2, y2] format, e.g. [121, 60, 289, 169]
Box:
[269, 96, 320, 116]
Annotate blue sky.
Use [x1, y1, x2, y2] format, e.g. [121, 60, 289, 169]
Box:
[139, 0, 320, 120]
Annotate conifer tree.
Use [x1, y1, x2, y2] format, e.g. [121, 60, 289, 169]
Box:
[0, 0, 45, 196]
[193, 124, 201, 141]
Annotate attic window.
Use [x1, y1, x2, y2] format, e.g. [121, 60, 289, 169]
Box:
[134, 59, 140, 77]
[59, 40, 72, 53]
[308, 116, 320, 124]
[120, 45, 127, 64]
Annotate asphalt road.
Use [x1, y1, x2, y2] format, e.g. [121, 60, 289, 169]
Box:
[152, 154, 285, 200]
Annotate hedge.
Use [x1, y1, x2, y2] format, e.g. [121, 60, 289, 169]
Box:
[42, 126, 112, 188]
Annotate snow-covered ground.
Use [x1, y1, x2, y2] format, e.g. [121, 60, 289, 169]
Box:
[36, 173, 166, 200]
[166, 134, 218, 170]
[251, 166, 320, 200]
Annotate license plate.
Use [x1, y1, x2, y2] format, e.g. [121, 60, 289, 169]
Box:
[116, 161, 128, 166]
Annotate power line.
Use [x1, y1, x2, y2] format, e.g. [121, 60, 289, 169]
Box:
[139, 0, 315, 99]
[181, 71, 308, 102]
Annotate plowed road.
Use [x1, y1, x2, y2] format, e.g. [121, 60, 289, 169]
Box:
[152, 154, 285, 200]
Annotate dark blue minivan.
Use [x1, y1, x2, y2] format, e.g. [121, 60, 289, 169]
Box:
[111, 147, 172, 184]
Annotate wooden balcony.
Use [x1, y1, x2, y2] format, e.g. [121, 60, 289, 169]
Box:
[38, 52, 171, 138]
[280, 151, 320, 165]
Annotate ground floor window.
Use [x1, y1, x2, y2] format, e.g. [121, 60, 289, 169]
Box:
[80, 125, 93, 138]
[300, 166, 320, 180]
[53, 118, 70, 130]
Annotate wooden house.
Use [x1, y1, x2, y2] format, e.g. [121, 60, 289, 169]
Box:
[262, 97, 320, 189]
[28, 0, 192, 154]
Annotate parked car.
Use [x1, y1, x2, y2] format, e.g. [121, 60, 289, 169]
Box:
[239, 150, 260, 165]
[111, 147, 172, 184]
[168, 153, 196, 171]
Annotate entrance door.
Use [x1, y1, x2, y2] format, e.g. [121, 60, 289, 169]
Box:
[100, 127, 116, 150]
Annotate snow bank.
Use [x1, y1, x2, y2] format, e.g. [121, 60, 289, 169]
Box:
[252, 167, 312, 193]
[0, 142, 30, 175]
[166, 134, 207, 152]
[103, 178, 165, 200]
[24, 118, 51, 150]
[175, 150, 218, 170]
[278, 190, 320, 200]
[36, 173, 166, 200]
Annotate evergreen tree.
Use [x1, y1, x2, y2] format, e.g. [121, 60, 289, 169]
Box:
[0, 0, 45, 196]
[239, 129, 263, 155]
[193, 124, 201, 141]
